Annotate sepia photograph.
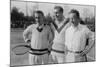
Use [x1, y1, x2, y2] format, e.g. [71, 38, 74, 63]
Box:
[10, 0, 95, 66]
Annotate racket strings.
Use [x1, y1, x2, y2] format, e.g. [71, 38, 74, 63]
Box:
[12, 45, 30, 55]
[12, 45, 50, 55]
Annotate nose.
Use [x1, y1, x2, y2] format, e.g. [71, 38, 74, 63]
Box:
[56, 13, 60, 17]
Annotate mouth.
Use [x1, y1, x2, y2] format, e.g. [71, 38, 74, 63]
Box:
[56, 15, 60, 18]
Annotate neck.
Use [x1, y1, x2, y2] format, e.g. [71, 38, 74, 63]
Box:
[38, 23, 43, 26]
[56, 16, 64, 23]
[73, 19, 80, 27]
[37, 20, 44, 26]
[72, 23, 79, 29]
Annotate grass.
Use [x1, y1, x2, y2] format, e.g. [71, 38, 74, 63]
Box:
[10, 29, 29, 66]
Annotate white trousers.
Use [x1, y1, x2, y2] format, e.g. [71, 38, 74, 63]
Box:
[50, 51, 65, 64]
[29, 53, 49, 65]
[65, 52, 87, 63]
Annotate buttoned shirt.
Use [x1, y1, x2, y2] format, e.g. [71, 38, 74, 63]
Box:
[65, 23, 94, 52]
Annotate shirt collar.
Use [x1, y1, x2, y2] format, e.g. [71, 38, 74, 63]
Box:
[71, 23, 81, 31]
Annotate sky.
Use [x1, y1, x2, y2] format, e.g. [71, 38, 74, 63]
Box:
[11, 0, 95, 18]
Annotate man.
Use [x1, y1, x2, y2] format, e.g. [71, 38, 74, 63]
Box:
[65, 9, 95, 62]
[50, 6, 70, 63]
[23, 10, 54, 65]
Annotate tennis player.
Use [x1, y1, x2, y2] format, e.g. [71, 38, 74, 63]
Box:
[23, 10, 54, 65]
[65, 9, 95, 62]
[50, 6, 70, 63]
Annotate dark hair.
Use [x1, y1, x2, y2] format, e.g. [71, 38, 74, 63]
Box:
[54, 6, 63, 13]
[35, 10, 44, 16]
[69, 9, 80, 18]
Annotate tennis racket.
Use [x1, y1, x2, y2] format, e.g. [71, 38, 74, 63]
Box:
[12, 44, 50, 55]
[12, 45, 31, 55]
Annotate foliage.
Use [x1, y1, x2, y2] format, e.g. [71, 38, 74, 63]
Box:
[11, 7, 35, 28]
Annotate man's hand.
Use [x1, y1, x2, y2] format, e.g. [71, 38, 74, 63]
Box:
[26, 39, 31, 45]
[48, 42, 53, 51]
[78, 51, 86, 57]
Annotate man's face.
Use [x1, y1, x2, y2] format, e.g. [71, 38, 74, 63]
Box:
[69, 13, 79, 25]
[34, 13, 44, 24]
[54, 9, 63, 19]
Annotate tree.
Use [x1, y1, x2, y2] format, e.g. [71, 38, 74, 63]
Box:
[11, 7, 26, 28]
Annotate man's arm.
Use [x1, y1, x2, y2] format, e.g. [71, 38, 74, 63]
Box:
[23, 25, 32, 45]
[80, 28, 95, 56]
[48, 26, 55, 51]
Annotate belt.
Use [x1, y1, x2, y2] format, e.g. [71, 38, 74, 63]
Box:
[51, 49, 65, 54]
[67, 50, 83, 54]
[29, 48, 50, 55]
[30, 48, 49, 52]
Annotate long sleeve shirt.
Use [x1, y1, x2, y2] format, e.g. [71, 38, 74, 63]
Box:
[23, 24, 54, 50]
[65, 23, 95, 52]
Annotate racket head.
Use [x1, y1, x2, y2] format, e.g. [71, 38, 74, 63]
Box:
[12, 45, 30, 55]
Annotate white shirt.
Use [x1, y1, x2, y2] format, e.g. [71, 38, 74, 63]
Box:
[23, 24, 54, 49]
[65, 23, 94, 52]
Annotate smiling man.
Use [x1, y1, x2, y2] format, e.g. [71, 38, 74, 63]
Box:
[23, 10, 54, 65]
[65, 9, 95, 62]
[50, 6, 70, 63]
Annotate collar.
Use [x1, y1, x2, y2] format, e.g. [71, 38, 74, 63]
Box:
[71, 23, 81, 31]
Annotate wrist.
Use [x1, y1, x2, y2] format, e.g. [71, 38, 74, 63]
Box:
[26, 39, 31, 44]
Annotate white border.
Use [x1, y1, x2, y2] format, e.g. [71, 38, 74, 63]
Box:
[0, 0, 99, 67]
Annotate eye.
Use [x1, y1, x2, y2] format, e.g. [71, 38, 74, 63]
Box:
[35, 17, 40, 19]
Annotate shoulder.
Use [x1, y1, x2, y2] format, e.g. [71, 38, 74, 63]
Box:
[79, 24, 92, 34]
[47, 22, 55, 30]
[64, 18, 71, 28]
[79, 23, 87, 29]
[65, 17, 70, 22]
[63, 18, 70, 27]
[45, 24, 54, 32]
[24, 24, 36, 31]
[27, 24, 36, 29]
[64, 17, 70, 22]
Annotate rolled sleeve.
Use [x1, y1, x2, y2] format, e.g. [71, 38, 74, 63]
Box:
[87, 29, 95, 41]
[83, 27, 95, 54]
